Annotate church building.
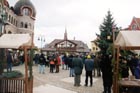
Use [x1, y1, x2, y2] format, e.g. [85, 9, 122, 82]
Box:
[0, 0, 36, 35]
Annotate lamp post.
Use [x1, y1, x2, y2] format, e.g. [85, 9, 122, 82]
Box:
[38, 35, 45, 52]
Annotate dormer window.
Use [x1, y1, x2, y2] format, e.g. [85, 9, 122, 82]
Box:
[22, 7, 31, 16]
[25, 23, 28, 28]
[132, 24, 137, 30]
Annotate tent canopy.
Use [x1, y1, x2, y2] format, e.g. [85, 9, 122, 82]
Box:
[115, 31, 140, 48]
[0, 34, 32, 49]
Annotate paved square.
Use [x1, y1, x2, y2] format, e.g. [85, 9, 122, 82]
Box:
[61, 76, 98, 86]
[33, 84, 77, 93]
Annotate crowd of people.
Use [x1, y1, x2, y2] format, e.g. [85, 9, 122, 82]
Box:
[33, 52, 111, 92]
[119, 54, 140, 79]
[118, 54, 140, 93]
[5, 49, 140, 93]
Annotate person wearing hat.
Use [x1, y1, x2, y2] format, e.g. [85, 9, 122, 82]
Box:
[84, 55, 94, 87]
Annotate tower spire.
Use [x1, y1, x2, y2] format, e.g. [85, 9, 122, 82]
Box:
[64, 27, 68, 40]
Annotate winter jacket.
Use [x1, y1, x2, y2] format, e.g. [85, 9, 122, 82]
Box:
[39, 54, 46, 65]
[85, 59, 94, 71]
[134, 66, 140, 79]
[72, 57, 83, 75]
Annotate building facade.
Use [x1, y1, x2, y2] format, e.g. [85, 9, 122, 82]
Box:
[0, 0, 36, 35]
[125, 17, 140, 30]
[42, 31, 90, 54]
[91, 39, 100, 54]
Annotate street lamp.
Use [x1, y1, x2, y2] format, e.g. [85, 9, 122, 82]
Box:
[38, 35, 45, 52]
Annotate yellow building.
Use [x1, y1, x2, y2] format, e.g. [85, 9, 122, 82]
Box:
[91, 39, 100, 54]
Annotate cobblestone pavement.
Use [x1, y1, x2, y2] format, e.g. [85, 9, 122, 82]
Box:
[12, 64, 104, 93]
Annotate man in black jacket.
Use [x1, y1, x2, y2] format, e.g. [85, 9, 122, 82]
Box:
[100, 54, 113, 93]
[38, 53, 46, 74]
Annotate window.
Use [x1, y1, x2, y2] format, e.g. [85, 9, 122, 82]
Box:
[92, 47, 95, 50]
[25, 23, 28, 28]
[16, 21, 17, 26]
[29, 23, 31, 29]
[96, 48, 98, 50]
[14, 19, 15, 25]
[8, 31, 12, 34]
[11, 17, 13, 24]
[20, 22, 23, 28]
[22, 8, 31, 16]
[8, 15, 11, 22]
[132, 24, 137, 30]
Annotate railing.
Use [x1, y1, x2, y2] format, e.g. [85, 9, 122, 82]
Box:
[0, 78, 25, 93]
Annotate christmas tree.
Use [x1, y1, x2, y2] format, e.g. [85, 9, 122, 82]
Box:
[97, 10, 117, 55]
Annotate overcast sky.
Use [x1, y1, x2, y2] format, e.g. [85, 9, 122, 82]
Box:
[8, 0, 140, 48]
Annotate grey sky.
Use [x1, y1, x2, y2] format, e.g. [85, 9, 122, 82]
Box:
[8, 0, 140, 48]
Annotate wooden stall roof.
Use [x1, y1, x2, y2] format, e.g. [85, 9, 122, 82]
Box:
[115, 31, 140, 52]
[0, 34, 32, 49]
[113, 30, 140, 93]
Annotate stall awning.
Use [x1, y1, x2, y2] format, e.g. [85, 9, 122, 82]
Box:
[0, 34, 32, 49]
[115, 31, 140, 47]
[115, 31, 140, 53]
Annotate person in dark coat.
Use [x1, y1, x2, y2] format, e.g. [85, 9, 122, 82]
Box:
[119, 57, 129, 78]
[129, 55, 139, 75]
[34, 54, 39, 65]
[6, 49, 13, 72]
[68, 55, 74, 77]
[72, 53, 83, 87]
[100, 54, 113, 93]
[38, 53, 46, 74]
[64, 55, 69, 70]
[84, 55, 94, 87]
[62, 54, 66, 70]
[132, 62, 140, 93]
[93, 55, 101, 77]
[134, 62, 140, 79]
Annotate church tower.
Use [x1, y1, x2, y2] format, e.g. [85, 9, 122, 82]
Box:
[13, 0, 36, 34]
[1, 0, 36, 35]
[64, 27, 68, 40]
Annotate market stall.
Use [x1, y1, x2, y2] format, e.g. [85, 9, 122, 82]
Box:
[0, 34, 33, 93]
[113, 31, 140, 93]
